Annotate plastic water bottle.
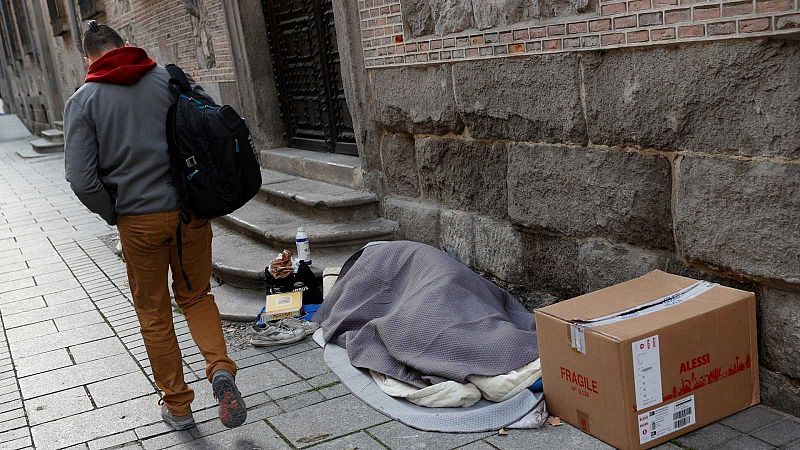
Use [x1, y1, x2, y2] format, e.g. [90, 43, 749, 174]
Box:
[296, 227, 312, 266]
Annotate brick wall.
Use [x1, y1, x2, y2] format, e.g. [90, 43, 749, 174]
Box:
[106, 0, 235, 83]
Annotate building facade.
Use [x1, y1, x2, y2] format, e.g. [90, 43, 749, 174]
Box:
[0, 0, 798, 417]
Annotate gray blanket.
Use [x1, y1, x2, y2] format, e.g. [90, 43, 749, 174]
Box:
[314, 241, 539, 388]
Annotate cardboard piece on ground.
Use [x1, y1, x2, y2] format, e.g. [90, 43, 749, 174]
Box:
[264, 290, 303, 321]
[535, 270, 759, 450]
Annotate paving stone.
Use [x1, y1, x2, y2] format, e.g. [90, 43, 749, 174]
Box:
[0, 391, 21, 405]
[54, 310, 105, 331]
[0, 278, 81, 304]
[0, 427, 29, 443]
[19, 354, 139, 399]
[88, 372, 155, 407]
[179, 421, 290, 449]
[24, 387, 93, 426]
[454, 441, 498, 450]
[30, 394, 161, 450]
[266, 380, 313, 401]
[308, 373, 339, 389]
[318, 383, 350, 400]
[70, 337, 127, 364]
[721, 405, 785, 433]
[34, 270, 75, 286]
[10, 323, 113, 358]
[281, 348, 328, 379]
[0, 399, 22, 414]
[6, 320, 56, 343]
[368, 420, 492, 449]
[141, 429, 194, 450]
[751, 419, 800, 447]
[268, 395, 390, 447]
[487, 424, 613, 449]
[133, 421, 173, 441]
[720, 435, 776, 450]
[0, 277, 35, 295]
[271, 341, 317, 358]
[674, 423, 743, 449]
[234, 361, 301, 397]
[3, 434, 31, 449]
[277, 390, 326, 412]
[0, 297, 46, 316]
[43, 287, 88, 306]
[0, 417, 26, 433]
[310, 432, 385, 450]
[0, 408, 25, 424]
[232, 351, 275, 369]
[87, 430, 138, 450]
[3, 299, 95, 329]
[14, 348, 73, 377]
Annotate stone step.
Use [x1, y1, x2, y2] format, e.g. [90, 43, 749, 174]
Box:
[30, 138, 64, 154]
[41, 128, 64, 143]
[261, 148, 364, 189]
[54, 120, 64, 131]
[212, 283, 265, 322]
[259, 169, 379, 222]
[211, 225, 357, 290]
[216, 198, 397, 249]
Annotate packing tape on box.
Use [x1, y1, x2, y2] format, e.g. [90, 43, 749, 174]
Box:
[570, 281, 716, 354]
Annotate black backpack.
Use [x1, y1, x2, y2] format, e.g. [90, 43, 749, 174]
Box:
[165, 64, 262, 288]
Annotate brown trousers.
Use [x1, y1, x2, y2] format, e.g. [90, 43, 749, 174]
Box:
[118, 211, 236, 415]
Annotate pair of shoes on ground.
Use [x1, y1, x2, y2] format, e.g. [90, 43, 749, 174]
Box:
[161, 370, 247, 430]
[250, 317, 320, 347]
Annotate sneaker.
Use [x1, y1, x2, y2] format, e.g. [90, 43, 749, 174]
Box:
[160, 404, 195, 431]
[279, 317, 320, 336]
[249, 322, 305, 347]
[212, 370, 247, 428]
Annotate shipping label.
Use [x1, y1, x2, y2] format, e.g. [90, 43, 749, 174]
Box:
[632, 335, 663, 411]
[638, 395, 696, 444]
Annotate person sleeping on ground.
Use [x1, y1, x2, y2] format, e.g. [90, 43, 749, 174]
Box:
[314, 241, 541, 408]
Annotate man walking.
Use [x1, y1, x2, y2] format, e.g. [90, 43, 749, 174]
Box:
[64, 22, 246, 430]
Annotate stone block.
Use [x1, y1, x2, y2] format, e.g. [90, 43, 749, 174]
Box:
[473, 0, 538, 30]
[371, 65, 462, 134]
[721, 405, 784, 433]
[760, 287, 800, 377]
[439, 209, 475, 266]
[281, 348, 328, 379]
[267, 395, 389, 447]
[522, 232, 580, 298]
[384, 197, 441, 247]
[380, 133, 420, 197]
[14, 348, 72, 378]
[19, 353, 140, 400]
[577, 239, 669, 293]
[760, 366, 800, 417]
[185, 421, 290, 449]
[24, 387, 93, 426]
[509, 144, 673, 249]
[675, 155, 800, 283]
[583, 39, 800, 158]
[307, 432, 384, 450]
[402, 0, 474, 36]
[751, 418, 800, 446]
[87, 372, 155, 407]
[416, 137, 508, 218]
[473, 216, 525, 284]
[10, 323, 114, 358]
[674, 423, 744, 449]
[486, 423, 613, 449]
[370, 421, 491, 448]
[452, 56, 586, 144]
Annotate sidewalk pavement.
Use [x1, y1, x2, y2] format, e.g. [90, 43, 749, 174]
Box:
[0, 137, 798, 450]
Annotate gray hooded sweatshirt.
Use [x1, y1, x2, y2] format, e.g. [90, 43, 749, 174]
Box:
[64, 48, 208, 225]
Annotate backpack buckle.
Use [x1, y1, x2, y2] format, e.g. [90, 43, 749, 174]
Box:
[185, 156, 197, 168]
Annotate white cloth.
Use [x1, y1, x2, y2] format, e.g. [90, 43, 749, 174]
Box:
[370, 371, 482, 408]
[467, 359, 542, 402]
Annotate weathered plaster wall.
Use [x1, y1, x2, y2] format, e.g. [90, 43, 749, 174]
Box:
[355, 32, 800, 416]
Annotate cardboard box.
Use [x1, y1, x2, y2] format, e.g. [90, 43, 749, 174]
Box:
[535, 270, 759, 449]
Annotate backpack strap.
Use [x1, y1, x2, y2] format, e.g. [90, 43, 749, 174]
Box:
[165, 64, 192, 94]
[165, 100, 194, 291]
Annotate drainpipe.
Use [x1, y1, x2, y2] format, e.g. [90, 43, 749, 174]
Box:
[65, 0, 83, 54]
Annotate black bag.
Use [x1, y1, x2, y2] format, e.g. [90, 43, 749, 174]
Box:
[165, 64, 261, 289]
[165, 64, 261, 221]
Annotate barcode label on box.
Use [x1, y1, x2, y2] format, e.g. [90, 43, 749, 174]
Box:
[638, 395, 696, 444]
[632, 335, 663, 410]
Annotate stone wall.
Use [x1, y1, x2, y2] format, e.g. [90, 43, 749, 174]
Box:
[361, 37, 800, 416]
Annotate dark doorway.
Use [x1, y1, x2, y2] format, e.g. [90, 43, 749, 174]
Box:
[262, 0, 357, 155]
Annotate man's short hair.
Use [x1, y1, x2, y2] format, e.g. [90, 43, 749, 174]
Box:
[83, 21, 124, 57]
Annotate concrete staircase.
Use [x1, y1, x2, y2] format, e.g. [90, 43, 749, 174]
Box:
[211, 148, 397, 321]
[17, 121, 64, 159]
